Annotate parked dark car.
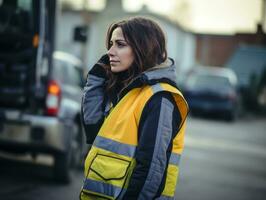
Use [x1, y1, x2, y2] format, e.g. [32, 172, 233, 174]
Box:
[183, 66, 241, 121]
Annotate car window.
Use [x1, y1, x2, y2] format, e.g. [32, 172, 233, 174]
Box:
[53, 59, 68, 83]
[67, 64, 82, 86]
[188, 74, 232, 90]
[53, 58, 82, 87]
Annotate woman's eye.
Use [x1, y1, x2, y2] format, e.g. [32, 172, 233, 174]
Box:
[117, 42, 126, 47]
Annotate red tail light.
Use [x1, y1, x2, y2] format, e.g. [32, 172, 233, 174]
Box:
[46, 80, 61, 116]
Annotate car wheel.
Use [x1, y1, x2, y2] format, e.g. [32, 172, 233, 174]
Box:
[70, 122, 84, 169]
[257, 85, 266, 111]
[53, 123, 75, 183]
[54, 151, 71, 184]
[225, 110, 236, 122]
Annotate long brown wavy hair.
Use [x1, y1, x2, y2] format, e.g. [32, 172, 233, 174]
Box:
[103, 17, 168, 96]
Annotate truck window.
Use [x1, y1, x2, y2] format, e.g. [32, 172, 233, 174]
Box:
[0, 0, 34, 53]
[18, 0, 32, 11]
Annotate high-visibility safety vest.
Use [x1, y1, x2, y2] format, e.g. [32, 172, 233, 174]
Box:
[80, 82, 188, 200]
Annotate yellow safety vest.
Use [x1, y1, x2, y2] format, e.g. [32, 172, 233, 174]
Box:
[80, 82, 188, 200]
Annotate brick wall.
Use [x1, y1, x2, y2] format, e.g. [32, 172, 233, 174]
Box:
[196, 25, 266, 66]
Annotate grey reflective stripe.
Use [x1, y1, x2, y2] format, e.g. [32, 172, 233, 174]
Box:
[94, 136, 136, 158]
[138, 97, 174, 200]
[151, 83, 163, 94]
[169, 152, 181, 166]
[156, 195, 175, 200]
[83, 178, 124, 199]
[83, 74, 105, 124]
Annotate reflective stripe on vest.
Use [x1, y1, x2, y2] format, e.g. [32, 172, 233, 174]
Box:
[94, 136, 136, 158]
[80, 83, 188, 200]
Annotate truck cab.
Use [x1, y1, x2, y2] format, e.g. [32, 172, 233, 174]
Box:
[0, 0, 87, 183]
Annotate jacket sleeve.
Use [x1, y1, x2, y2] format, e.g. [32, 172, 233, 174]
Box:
[122, 92, 182, 200]
[81, 55, 109, 144]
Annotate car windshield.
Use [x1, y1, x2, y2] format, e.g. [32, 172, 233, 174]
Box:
[188, 74, 232, 90]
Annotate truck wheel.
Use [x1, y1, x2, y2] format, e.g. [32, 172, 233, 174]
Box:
[54, 151, 71, 184]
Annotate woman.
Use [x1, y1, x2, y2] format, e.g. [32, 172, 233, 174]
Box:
[80, 17, 188, 200]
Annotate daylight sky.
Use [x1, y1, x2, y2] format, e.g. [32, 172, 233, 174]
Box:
[63, 0, 264, 35]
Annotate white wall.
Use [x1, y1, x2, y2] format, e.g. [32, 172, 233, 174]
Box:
[56, 11, 84, 59]
[57, 0, 196, 81]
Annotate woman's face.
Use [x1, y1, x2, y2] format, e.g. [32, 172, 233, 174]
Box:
[107, 27, 134, 73]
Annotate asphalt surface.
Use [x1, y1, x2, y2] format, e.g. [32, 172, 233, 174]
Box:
[0, 114, 266, 200]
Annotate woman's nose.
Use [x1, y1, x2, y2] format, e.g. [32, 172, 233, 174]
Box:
[107, 46, 115, 57]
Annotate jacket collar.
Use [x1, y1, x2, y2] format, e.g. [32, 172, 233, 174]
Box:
[143, 58, 177, 83]
[119, 58, 178, 99]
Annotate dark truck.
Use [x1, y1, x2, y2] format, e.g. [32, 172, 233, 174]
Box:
[226, 46, 266, 111]
[0, 0, 86, 183]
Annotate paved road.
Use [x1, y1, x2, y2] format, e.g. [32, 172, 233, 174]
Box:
[0, 115, 266, 200]
[176, 115, 266, 200]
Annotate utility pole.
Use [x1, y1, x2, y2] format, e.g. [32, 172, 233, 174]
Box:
[262, 0, 266, 32]
[81, 0, 89, 69]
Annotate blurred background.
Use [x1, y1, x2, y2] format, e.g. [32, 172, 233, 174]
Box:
[0, 0, 265, 200]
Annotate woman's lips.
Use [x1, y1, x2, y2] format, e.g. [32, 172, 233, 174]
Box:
[110, 61, 119, 65]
